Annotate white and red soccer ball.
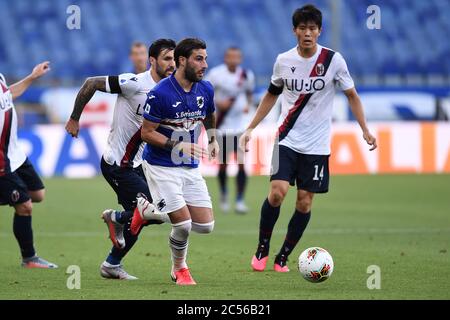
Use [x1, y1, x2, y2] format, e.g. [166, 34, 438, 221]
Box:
[298, 247, 334, 283]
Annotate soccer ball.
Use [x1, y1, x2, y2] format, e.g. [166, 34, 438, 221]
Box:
[298, 247, 334, 283]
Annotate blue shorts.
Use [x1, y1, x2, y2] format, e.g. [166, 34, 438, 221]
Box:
[100, 157, 152, 211]
[270, 145, 330, 193]
[0, 158, 45, 206]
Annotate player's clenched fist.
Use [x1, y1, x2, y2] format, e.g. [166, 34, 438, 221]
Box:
[239, 129, 253, 152]
[65, 118, 80, 138]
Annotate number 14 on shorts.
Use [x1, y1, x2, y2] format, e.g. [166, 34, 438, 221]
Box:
[313, 164, 324, 181]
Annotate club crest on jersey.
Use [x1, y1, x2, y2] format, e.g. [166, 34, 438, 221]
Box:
[196, 96, 204, 109]
[316, 63, 325, 76]
[11, 190, 20, 203]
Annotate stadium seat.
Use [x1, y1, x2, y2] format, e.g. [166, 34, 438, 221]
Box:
[0, 0, 448, 84]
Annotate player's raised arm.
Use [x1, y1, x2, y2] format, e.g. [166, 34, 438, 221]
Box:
[343, 88, 377, 151]
[9, 61, 51, 100]
[65, 76, 107, 138]
[66, 73, 141, 138]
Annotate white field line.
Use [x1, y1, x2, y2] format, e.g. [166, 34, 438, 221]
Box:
[0, 228, 449, 238]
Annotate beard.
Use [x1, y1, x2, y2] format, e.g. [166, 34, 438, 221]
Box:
[155, 64, 174, 79]
[185, 63, 203, 82]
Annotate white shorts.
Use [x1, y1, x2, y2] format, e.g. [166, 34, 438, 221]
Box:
[142, 160, 212, 214]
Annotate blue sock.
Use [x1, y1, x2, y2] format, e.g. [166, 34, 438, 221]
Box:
[114, 210, 133, 224]
[13, 214, 36, 259]
[105, 220, 141, 265]
[106, 253, 122, 266]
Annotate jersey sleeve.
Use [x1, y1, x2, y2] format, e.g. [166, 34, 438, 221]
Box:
[269, 55, 284, 95]
[143, 90, 164, 123]
[0, 73, 6, 85]
[333, 52, 355, 91]
[106, 73, 139, 96]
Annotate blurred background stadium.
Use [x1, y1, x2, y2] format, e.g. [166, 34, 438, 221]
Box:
[2, 0, 450, 86]
[1, 0, 449, 177]
[1, 0, 449, 300]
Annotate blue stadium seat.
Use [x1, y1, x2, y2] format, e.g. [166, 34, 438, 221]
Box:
[0, 0, 448, 83]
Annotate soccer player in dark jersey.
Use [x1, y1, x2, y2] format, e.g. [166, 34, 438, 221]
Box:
[240, 5, 377, 272]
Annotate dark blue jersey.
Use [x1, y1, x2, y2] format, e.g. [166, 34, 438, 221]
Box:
[142, 71, 215, 168]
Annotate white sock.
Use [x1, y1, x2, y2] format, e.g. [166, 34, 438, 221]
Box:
[191, 221, 215, 234]
[169, 219, 192, 271]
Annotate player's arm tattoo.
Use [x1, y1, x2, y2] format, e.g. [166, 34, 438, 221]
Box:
[70, 76, 107, 121]
[203, 112, 217, 144]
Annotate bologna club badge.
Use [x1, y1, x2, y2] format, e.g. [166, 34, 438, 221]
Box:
[316, 63, 325, 76]
[11, 190, 20, 203]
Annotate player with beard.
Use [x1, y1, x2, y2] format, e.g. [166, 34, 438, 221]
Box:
[137, 38, 219, 285]
[65, 39, 176, 280]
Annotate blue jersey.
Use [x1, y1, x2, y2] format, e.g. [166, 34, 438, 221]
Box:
[142, 71, 215, 168]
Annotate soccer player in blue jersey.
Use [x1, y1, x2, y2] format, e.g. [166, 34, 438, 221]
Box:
[138, 38, 219, 285]
[66, 39, 176, 279]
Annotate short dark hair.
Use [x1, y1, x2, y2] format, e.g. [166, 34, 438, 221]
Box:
[174, 38, 207, 68]
[292, 4, 322, 29]
[148, 38, 176, 59]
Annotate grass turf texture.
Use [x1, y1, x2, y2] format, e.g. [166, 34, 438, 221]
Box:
[0, 174, 449, 299]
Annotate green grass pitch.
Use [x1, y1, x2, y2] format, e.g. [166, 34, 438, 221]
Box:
[0, 174, 449, 299]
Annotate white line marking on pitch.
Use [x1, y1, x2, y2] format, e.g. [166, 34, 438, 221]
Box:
[0, 228, 449, 238]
